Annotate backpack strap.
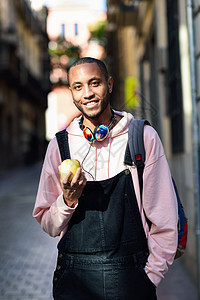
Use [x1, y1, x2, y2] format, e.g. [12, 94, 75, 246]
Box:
[128, 119, 150, 165]
[124, 119, 151, 228]
[124, 119, 150, 194]
[55, 129, 71, 161]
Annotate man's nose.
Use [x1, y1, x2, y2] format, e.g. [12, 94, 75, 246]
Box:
[83, 85, 94, 99]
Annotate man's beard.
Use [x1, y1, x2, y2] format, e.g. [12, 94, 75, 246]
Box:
[73, 90, 110, 120]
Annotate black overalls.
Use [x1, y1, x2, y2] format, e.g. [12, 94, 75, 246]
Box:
[53, 168, 157, 300]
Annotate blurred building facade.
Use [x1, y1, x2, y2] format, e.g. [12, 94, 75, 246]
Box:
[0, 0, 50, 170]
[46, 0, 107, 140]
[106, 0, 200, 290]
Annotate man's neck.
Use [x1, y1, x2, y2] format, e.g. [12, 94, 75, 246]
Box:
[82, 108, 114, 131]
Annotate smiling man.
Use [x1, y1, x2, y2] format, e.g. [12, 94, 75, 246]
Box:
[33, 57, 178, 300]
[69, 59, 116, 123]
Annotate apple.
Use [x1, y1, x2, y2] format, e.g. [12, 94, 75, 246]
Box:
[59, 159, 80, 182]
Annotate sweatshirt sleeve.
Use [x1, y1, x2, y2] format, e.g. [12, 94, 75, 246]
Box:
[32, 138, 77, 237]
[143, 125, 178, 287]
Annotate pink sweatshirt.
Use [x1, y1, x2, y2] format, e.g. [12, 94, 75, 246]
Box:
[33, 111, 178, 287]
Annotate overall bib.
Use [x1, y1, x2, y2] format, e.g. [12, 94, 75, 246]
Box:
[53, 169, 157, 300]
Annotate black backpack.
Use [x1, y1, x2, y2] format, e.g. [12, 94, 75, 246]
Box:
[124, 119, 188, 259]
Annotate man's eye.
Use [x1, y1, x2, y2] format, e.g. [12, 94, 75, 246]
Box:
[91, 81, 100, 87]
[74, 85, 82, 90]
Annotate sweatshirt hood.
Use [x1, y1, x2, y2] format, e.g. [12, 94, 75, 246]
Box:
[109, 110, 134, 138]
[66, 110, 134, 138]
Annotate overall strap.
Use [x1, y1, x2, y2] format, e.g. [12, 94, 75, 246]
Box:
[55, 129, 71, 161]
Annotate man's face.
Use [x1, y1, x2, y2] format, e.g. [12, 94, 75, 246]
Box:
[68, 63, 113, 119]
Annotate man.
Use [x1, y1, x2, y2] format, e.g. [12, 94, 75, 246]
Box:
[33, 57, 178, 299]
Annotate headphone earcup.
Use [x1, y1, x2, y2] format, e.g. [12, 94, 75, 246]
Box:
[94, 125, 109, 141]
[83, 127, 95, 143]
[82, 125, 109, 143]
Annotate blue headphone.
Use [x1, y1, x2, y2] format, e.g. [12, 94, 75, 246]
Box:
[79, 113, 116, 143]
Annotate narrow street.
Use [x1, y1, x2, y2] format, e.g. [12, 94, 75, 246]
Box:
[0, 163, 58, 300]
[0, 162, 198, 300]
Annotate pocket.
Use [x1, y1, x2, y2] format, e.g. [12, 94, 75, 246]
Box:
[53, 255, 70, 294]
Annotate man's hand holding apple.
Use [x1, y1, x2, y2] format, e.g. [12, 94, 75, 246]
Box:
[59, 159, 87, 208]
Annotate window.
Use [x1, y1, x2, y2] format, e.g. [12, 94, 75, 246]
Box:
[74, 23, 78, 36]
[61, 24, 65, 39]
[166, 0, 184, 153]
[139, 35, 162, 137]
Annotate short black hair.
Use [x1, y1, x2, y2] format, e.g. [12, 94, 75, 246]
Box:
[68, 57, 109, 81]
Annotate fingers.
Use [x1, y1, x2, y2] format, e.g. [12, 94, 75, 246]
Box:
[62, 167, 87, 189]
[62, 170, 73, 185]
[61, 166, 87, 205]
[71, 167, 82, 186]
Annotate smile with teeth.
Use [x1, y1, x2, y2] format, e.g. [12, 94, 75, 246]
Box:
[84, 101, 99, 108]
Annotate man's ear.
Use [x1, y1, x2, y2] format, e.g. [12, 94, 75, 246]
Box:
[108, 76, 113, 93]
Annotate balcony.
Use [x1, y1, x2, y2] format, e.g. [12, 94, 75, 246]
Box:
[14, 0, 47, 37]
[0, 44, 49, 109]
[107, 0, 149, 27]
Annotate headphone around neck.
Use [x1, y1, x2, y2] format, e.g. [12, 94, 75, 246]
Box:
[79, 112, 116, 143]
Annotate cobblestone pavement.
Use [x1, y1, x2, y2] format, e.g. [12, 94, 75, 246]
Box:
[0, 162, 198, 299]
[0, 163, 58, 300]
